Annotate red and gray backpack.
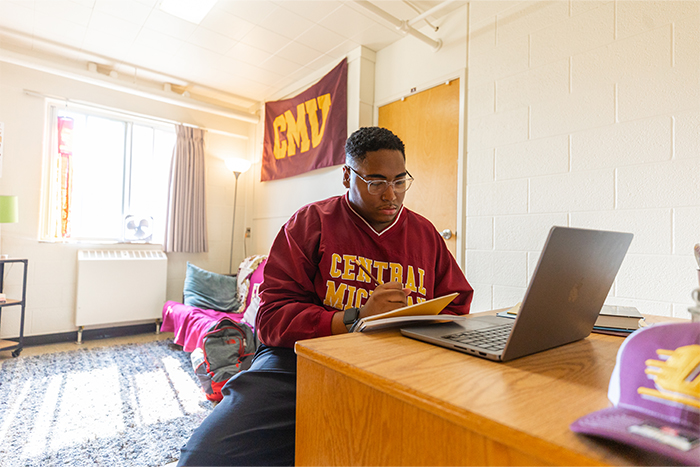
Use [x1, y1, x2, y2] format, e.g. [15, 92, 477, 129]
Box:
[190, 318, 258, 402]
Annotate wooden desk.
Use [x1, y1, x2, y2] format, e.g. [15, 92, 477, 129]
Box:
[295, 315, 681, 466]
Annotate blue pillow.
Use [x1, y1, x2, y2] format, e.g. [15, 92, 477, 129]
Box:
[183, 262, 241, 312]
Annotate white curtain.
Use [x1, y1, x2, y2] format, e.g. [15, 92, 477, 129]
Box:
[164, 125, 208, 253]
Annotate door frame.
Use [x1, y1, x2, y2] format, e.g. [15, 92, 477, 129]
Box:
[373, 68, 467, 270]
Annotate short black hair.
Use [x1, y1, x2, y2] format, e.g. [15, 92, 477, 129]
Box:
[345, 127, 405, 164]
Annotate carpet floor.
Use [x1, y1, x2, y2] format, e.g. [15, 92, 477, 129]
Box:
[0, 339, 213, 467]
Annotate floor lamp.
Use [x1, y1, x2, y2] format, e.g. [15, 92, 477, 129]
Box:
[225, 158, 252, 275]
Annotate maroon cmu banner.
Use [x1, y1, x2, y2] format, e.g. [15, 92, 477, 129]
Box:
[262, 59, 347, 181]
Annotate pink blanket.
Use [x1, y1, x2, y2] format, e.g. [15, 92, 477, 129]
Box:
[161, 301, 245, 352]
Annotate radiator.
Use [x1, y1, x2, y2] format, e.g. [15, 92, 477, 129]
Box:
[76, 250, 168, 327]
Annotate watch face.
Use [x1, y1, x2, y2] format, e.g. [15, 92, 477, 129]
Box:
[344, 307, 359, 325]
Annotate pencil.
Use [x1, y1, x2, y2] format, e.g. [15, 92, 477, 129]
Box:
[354, 258, 381, 286]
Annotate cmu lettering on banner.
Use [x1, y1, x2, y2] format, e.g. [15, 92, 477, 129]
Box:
[262, 59, 347, 181]
[271, 93, 331, 160]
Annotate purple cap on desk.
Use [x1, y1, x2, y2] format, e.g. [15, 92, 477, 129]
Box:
[570, 322, 700, 465]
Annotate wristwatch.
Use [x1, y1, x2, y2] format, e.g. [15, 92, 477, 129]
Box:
[343, 307, 361, 332]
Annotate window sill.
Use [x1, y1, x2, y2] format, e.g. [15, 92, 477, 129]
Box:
[38, 239, 164, 247]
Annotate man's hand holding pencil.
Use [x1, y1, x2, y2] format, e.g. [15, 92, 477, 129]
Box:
[354, 259, 412, 319]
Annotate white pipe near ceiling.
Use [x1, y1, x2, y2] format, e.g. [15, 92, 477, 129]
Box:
[353, 1, 442, 51]
[0, 26, 259, 111]
[407, 0, 458, 27]
[0, 48, 260, 124]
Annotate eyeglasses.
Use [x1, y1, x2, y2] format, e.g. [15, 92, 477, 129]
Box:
[347, 166, 414, 195]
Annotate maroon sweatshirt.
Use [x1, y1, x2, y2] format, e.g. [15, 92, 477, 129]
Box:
[256, 194, 474, 348]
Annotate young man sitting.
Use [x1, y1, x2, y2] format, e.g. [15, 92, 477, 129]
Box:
[178, 126, 473, 466]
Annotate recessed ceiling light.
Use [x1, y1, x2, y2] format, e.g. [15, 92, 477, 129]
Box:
[159, 0, 217, 24]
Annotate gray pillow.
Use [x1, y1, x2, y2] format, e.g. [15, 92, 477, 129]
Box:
[183, 262, 241, 312]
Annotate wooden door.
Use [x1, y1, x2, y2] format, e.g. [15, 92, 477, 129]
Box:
[378, 79, 460, 257]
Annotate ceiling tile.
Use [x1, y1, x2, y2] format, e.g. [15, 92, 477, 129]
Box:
[143, 9, 198, 41]
[133, 28, 184, 54]
[205, 71, 252, 92]
[325, 38, 363, 58]
[180, 66, 220, 88]
[216, 77, 268, 102]
[239, 26, 290, 55]
[88, 10, 142, 42]
[246, 66, 284, 87]
[274, 0, 343, 23]
[319, 4, 382, 39]
[217, 0, 278, 25]
[225, 42, 273, 65]
[165, 63, 209, 86]
[72, 0, 97, 7]
[274, 40, 323, 67]
[216, 56, 251, 76]
[93, 0, 154, 25]
[189, 26, 236, 55]
[174, 43, 223, 70]
[350, 23, 403, 51]
[275, 64, 317, 87]
[33, 14, 87, 49]
[199, 7, 256, 42]
[295, 24, 346, 54]
[373, 0, 425, 21]
[216, 57, 282, 86]
[304, 53, 340, 72]
[34, 0, 93, 26]
[258, 54, 303, 77]
[125, 45, 176, 75]
[81, 30, 133, 62]
[260, 5, 314, 40]
[0, 2, 36, 31]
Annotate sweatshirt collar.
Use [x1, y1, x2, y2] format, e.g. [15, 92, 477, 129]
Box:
[342, 193, 405, 237]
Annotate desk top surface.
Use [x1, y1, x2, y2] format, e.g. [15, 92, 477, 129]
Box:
[295, 314, 686, 466]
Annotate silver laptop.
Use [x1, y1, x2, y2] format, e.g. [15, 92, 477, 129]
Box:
[401, 226, 633, 362]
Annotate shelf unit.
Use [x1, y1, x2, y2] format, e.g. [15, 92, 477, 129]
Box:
[0, 258, 27, 357]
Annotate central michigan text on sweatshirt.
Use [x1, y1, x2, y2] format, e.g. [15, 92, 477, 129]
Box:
[256, 194, 474, 348]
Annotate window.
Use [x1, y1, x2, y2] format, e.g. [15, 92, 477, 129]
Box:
[42, 103, 176, 244]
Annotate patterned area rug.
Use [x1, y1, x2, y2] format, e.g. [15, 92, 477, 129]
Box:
[0, 339, 212, 467]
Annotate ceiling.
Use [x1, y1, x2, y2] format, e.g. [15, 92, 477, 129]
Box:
[0, 0, 465, 114]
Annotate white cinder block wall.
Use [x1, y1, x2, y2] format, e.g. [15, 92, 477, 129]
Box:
[465, 1, 700, 317]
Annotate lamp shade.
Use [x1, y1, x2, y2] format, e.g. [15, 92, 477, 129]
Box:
[0, 196, 18, 223]
[225, 158, 252, 174]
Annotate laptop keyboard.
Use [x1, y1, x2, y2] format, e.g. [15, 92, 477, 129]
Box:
[442, 323, 514, 352]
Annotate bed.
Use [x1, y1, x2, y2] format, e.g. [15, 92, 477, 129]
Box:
[160, 255, 267, 352]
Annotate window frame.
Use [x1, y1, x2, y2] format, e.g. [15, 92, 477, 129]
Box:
[39, 99, 175, 244]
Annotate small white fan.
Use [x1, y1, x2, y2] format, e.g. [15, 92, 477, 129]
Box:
[124, 214, 153, 242]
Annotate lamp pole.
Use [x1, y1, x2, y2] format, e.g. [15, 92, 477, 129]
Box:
[228, 171, 242, 275]
[225, 157, 251, 275]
